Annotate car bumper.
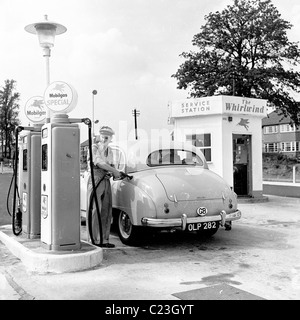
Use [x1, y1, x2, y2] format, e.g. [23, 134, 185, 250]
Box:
[141, 210, 241, 231]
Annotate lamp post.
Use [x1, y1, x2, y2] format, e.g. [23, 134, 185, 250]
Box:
[25, 15, 67, 123]
[92, 90, 98, 137]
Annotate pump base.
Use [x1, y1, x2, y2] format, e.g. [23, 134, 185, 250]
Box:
[24, 232, 41, 240]
[41, 241, 81, 251]
[0, 225, 102, 273]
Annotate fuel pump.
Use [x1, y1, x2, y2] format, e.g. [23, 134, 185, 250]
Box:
[40, 80, 111, 250]
[40, 114, 81, 250]
[9, 95, 47, 238]
[7, 125, 43, 237]
[18, 125, 42, 239]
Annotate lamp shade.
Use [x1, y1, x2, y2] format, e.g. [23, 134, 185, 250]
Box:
[25, 15, 67, 48]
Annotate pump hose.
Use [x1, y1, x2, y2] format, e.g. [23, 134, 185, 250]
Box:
[86, 123, 103, 247]
[11, 127, 22, 236]
[6, 167, 21, 217]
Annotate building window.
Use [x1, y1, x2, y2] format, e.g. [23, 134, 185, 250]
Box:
[264, 143, 279, 153]
[264, 125, 278, 134]
[186, 134, 211, 161]
[279, 141, 298, 152]
[280, 124, 295, 132]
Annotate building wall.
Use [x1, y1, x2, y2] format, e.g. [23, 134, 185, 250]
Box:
[173, 114, 223, 176]
[262, 119, 300, 157]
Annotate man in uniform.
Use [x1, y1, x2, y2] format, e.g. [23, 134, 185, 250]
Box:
[87, 126, 121, 248]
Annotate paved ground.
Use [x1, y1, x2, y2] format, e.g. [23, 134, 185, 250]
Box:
[1, 170, 300, 303]
[1, 194, 300, 302]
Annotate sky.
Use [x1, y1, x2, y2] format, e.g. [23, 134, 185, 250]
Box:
[1, 0, 300, 142]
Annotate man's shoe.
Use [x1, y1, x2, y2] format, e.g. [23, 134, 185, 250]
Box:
[101, 243, 115, 248]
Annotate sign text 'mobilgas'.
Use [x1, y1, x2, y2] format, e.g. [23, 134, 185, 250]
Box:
[49, 93, 68, 98]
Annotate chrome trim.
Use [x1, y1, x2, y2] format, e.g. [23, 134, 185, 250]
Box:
[220, 210, 226, 227]
[181, 214, 187, 231]
[141, 210, 241, 229]
[173, 194, 178, 203]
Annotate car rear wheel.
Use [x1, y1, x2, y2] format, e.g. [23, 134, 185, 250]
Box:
[117, 210, 141, 246]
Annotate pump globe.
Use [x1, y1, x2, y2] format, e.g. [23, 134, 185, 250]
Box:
[44, 81, 78, 114]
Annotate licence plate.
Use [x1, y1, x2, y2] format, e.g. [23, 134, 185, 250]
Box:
[187, 221, 218, 232]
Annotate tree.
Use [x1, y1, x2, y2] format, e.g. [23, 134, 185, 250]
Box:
[172, 0, 300, 126]
[0, 79, 20, 159]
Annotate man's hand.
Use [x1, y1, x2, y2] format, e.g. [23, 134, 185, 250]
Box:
[113, 171, 122, 180]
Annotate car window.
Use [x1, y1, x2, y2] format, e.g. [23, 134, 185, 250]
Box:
[147, 149, 203, 167]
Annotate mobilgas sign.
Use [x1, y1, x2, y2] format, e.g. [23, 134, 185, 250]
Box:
[25, 96, 47, 123]
[44, 81, 78, 114]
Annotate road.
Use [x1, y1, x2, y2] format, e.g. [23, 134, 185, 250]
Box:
[1, 172, 300, 300]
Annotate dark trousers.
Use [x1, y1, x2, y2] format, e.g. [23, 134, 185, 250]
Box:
[87, 172, 112, 244]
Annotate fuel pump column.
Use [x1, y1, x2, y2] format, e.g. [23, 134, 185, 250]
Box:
[19, 125, 42, 239]
[41, 81, 81, 251]
[40, 114, 81, 250]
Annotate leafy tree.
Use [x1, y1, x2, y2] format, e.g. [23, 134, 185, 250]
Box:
[0, 79, 20, 159]
[172, 0, 300, 125]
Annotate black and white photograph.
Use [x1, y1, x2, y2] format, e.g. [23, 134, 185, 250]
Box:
[0, 0, 300, 305]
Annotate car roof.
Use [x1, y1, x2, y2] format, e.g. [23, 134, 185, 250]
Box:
[110, 139, 208, 172]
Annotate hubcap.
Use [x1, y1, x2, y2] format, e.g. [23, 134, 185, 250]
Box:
[119, 211, 132, 239]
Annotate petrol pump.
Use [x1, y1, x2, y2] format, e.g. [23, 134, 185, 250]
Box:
[16, 96, 46, 238]
[18, 126, 42, 238]
[40, 81, 84, 251]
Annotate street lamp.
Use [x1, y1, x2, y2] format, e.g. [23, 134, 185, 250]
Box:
[25, 15, 67, 123]
[92, 90, 98, 137]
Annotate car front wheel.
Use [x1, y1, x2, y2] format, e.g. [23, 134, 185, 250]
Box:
[117, 210, 141, 246]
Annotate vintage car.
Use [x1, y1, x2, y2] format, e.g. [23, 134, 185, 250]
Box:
[80, 139, 241, 246]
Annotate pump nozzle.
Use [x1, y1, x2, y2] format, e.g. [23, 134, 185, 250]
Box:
[15, 207, 22, 230]
[12, 204, 22, 236]
[82, 118, 91, 126]
[16, 126, 24, 133]
[113, 172, 133, 180]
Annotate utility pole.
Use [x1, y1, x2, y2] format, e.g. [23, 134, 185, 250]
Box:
[132, 109, 140, 140]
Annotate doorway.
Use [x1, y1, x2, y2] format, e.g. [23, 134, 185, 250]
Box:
[232, 134, 252, 196]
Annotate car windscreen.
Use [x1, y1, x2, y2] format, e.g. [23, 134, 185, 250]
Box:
[147, 149, 204, 167]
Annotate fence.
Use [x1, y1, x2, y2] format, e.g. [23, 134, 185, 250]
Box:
[263, 164, 300, 184]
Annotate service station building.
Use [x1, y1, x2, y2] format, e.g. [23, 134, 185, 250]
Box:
[168, 95, 268, 199]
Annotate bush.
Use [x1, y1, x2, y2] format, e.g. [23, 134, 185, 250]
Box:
[263, 152, 300, 181]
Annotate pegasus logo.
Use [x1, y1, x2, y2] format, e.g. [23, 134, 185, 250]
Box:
[31, 99, 44, 110]
[53, 83, 65, 93]
[237, 118, 249, 130]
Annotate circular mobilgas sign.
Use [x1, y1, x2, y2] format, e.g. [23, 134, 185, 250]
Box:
[44, 81, 78, 114]
[25, 96, 47, 123]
